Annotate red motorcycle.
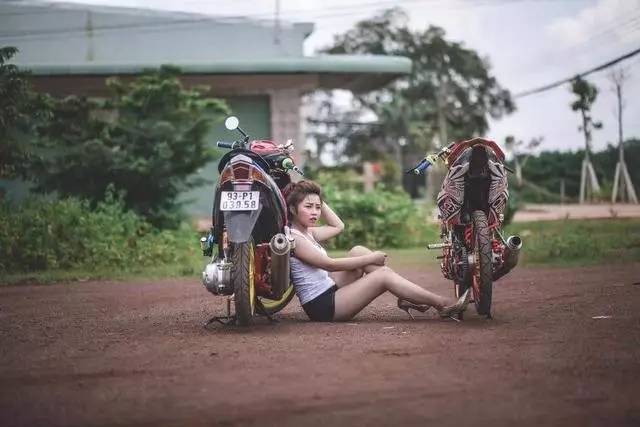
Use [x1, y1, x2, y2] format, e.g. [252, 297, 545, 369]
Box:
[409, 138, 522, 319]
[200, 116, 303, 326]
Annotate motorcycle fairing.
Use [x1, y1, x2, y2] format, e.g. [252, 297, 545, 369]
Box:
[217, 148, 270, 174]
[487, 160, 508, 224]
[446, 137, 505, 166]
[437, 162, 469, 222]
[214, 156, 288, 244]
[437, 145, 509, 225]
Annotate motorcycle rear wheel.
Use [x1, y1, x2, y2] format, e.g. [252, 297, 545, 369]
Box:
[230, 240, 256, 326]
[471, 210, 493, 317]
[258, 285, 296, 316]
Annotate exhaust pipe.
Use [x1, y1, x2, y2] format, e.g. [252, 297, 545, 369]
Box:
[493, 235, 522, 281]
[269, 233, 292, 299]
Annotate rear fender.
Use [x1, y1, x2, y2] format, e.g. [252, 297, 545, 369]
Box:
[224, 207, 263, 243]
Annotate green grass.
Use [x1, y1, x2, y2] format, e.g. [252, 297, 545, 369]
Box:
[505, 218, 640, 267]
[328, 247, 441, 270]
[1, 255, 208, 286]
[330, 218, 640, 270]
[3, 218, 638, 285]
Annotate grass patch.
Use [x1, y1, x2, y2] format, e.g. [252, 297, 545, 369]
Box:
[4, 218, 638, 285]
[328, 247, 440, 270]
[505, 218, 640, 267]
[330, 218, 640, 270]
[1, 254, 209, 286]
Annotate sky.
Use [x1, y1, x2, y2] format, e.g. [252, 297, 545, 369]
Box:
[44, 0, 640, 155]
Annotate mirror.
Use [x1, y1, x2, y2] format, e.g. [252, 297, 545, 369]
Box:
[224, 116, 239, 131]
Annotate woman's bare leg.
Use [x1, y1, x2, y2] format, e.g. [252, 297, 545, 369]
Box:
[333, 266, 453, 321]
[330, 245, 381, 288]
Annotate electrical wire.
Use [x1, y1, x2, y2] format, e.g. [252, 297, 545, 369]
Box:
[514, 46, 640, 98]
[0, 0, 584, 36]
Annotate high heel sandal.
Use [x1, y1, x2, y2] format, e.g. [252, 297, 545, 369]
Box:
[397, 299, 431, 320]
[437, 289, 471, 321]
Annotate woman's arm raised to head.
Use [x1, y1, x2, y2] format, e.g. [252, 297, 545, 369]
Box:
[292, 234, 384, 272]
[311, 202, 345, 242]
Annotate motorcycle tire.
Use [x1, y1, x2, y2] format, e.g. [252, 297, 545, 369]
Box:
[230, 240, 256, 326]
[258, 285, 296, 316]
[471, 210, 493, 317]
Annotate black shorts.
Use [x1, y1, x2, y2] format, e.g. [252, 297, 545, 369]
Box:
[302, 285, 338, 322]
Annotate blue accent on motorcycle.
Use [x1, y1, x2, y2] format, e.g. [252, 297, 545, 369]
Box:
[411, 158, 432, 175]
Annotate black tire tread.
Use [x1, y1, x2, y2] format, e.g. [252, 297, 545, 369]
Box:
[231, 241, 253, 326]
[472, 210, 493, 316]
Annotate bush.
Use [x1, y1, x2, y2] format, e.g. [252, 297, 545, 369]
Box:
[0, 191, 198, 275]
[24, 66, 229, 228]
[321, 185, 436, 250]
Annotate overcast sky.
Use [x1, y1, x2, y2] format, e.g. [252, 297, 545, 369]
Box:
[47, 0, 640, 155]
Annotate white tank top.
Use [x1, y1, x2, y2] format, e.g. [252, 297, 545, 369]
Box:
[290, 228, 335, 305]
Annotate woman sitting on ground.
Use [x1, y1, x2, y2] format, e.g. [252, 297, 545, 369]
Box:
[285, 180, 470, 322]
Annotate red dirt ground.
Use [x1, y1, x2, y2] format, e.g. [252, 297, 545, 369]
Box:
[1, 263, 639, 427]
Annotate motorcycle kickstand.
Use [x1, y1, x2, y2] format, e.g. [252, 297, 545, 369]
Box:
[204, 297, 237, 327]
[255, 299, 278, 324]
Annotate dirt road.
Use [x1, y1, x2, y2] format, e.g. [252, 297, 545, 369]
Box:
[1, 264, 639, 427]
[513, 203, 640, 222]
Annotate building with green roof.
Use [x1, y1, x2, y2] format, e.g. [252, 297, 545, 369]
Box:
[1, 0, 411, 216]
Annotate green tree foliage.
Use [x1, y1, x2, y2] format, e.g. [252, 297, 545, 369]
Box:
[0, 47, 50, 180]
[313, 171, 436, 249]
[518, 139, 640, 201]
[28, 66, 229, 227]
[570, 76, 601, 155]
[313, 7, 514, 165]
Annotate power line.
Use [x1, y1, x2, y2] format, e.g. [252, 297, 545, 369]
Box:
[0, 17, 213, 39]
[510, 17, 640, 75]
[0, 0, 584, 39]
[514, 46, 640, 98]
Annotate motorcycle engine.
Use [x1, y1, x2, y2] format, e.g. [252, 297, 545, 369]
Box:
[202, 260, 232, 295]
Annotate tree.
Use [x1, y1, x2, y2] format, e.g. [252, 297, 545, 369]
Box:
[608, 68, 637, 203]
[0, 46, 50, 182]
[28, 66, 229, 227]
[516, 139, 640, 203]
[316, 7, 514, 165]
[570, 76, 602, 203]
[505, 135, 542, 187]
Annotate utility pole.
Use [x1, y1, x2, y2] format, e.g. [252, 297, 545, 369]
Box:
[85, 11, 94, 62]
[274, 0, 281, 45]
[578, 106, 601, 203]
[426, 81, 447, 203]
[609, 69, 638, 203]
[397, 136, 407, 188]
[571, 77, 601, 204]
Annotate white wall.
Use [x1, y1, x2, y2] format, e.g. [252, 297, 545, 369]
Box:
[0, 1, 313, 65]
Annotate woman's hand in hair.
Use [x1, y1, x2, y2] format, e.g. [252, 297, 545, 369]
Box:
[311, 202, 345, 242]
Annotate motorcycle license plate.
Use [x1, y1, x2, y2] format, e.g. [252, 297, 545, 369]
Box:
[220, 191, 260, 211]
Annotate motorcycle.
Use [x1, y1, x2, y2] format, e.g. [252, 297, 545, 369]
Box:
[409, 138, 523, 319]
[200, 116, 303, 326]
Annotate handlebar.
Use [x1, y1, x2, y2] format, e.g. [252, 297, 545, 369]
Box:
[408, 158, 432, 175]
[407, 153, 440, 175]
[281, 157, 304, 176]
[216, 137, 305, 176]
[407, 143, 516, 175]
[216, 141, 235, 149]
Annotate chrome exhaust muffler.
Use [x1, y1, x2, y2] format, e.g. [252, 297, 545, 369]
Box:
[269, 233, 292, 299]
[493, 235, 522, 281]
